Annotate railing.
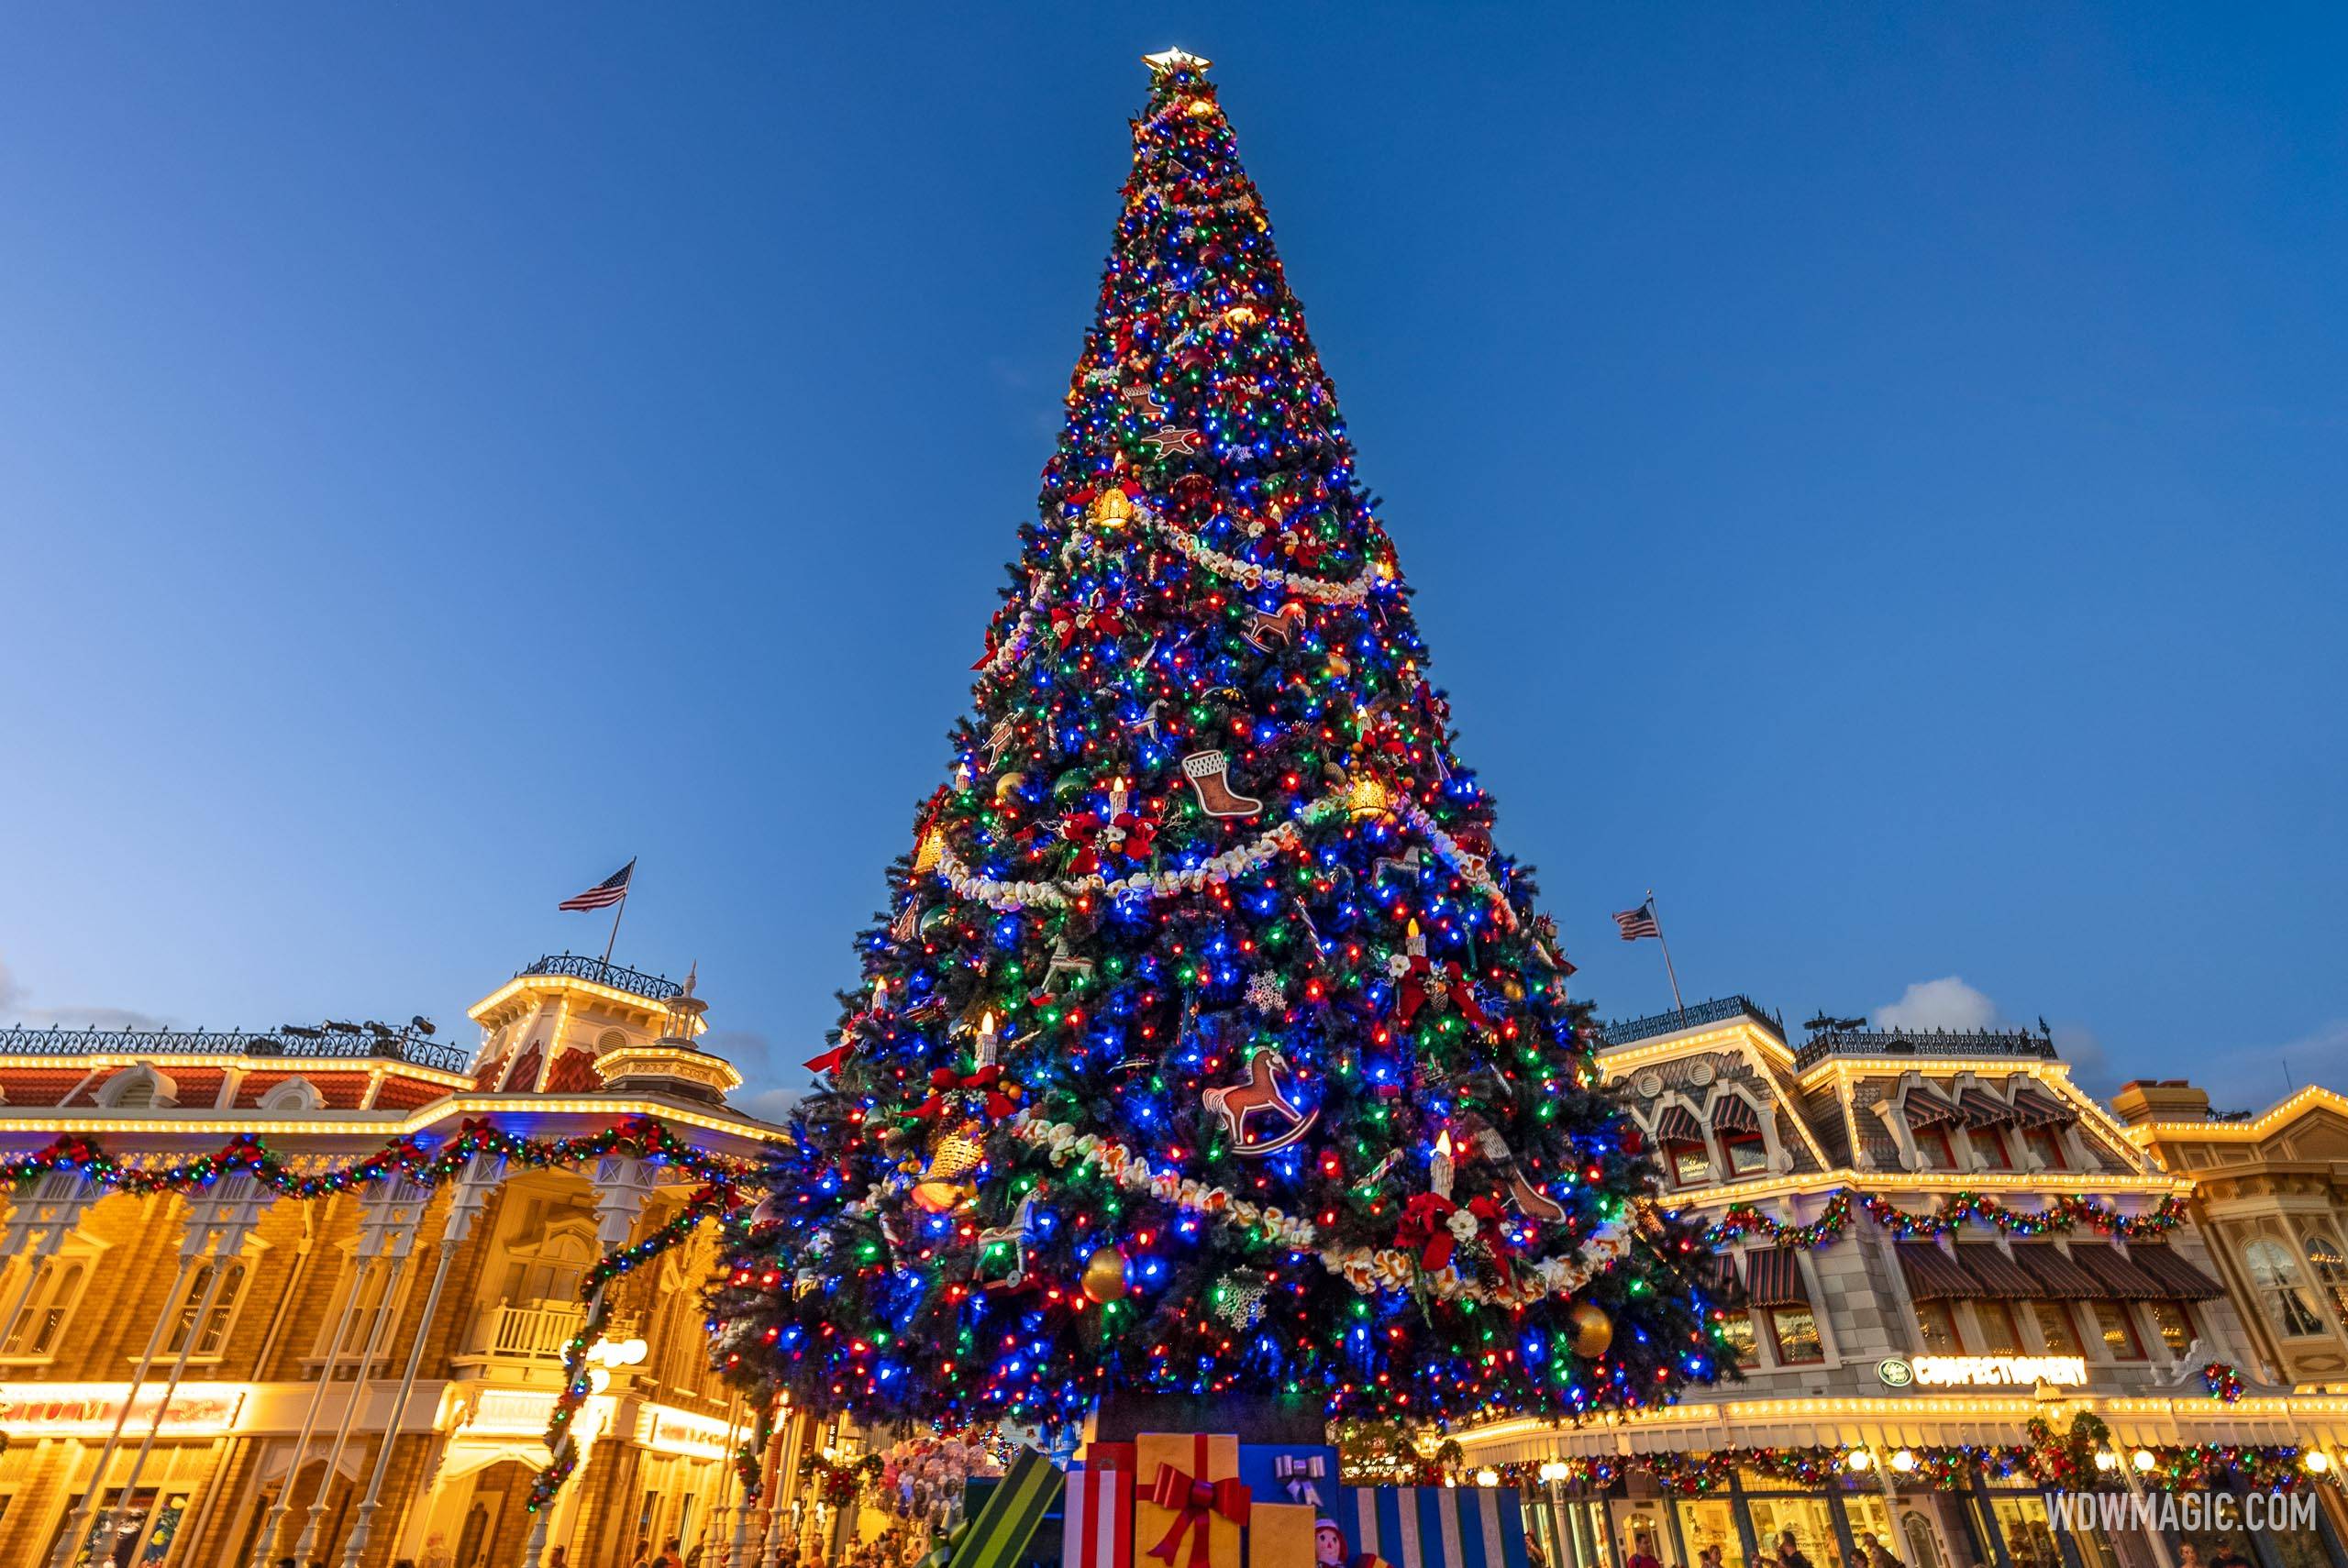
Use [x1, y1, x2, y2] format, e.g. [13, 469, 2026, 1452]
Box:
[475, 1301, 590, 1362]
[1600, 995, 1785, 1049]
[1793, 1024, 2058, 1070]
[0, 1021, 473, 1077]
[517, 954, 682, 1004]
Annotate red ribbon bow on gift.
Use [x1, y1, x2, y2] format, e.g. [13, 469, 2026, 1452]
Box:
[1060, 805, 1157, 876]
[906, 1065, 1016, 1123]
[1146, 1463, 1251, 1568]
[1393, 956, 1490, 1029]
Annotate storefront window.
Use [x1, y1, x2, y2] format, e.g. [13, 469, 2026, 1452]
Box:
[1613, 1505, 1667, 1568]
[1745, 1497, 1836, 1568]
[2029, 1299, 2083, 1354]
[2021, 1126, 2066, 1170]
[2145, 1299, 2194, 1355]
[1767, 1305, 1824, 1365]
[2087, 1299, 2143, 1359]
[2303, 1231, 2348, 1336]
[1914, 1299, 1962, 1354]
[1722, 1131, 1767, 1176]
[1976, 1300, 2023, 1355]
[1970, 1128, 2013, 1170]
[1988, 1495, 2061, 1568]
[1666, 1139, 1712, 1187]
[2243, 1237, 2327, 1338]
[1718, 1309, 1760, 1370]
[1674, 1499, 1743, 1568]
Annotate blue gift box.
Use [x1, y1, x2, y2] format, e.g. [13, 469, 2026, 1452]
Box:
[1328, 1486, 1530, 1568]
[1237, 1443, 1342, 1513]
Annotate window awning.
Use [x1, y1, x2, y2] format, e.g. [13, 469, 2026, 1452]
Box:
[1898, 1242, 1975, 1300]
[1744, 1248, 1811, 1308]
[1903, 1088, 1963, 1130]
[1711, 1095, 1760, 1133]
[1689, 1250, 1743, 1301]
[1954, 1244, 2038, 1297]
[1654, 1104, 1705, 1144]
[2070, 1242, 2167, 1300]
[2126, 1243, 2228, 1301]
[2010, 1086, 2076, 1128]
[2012, 1243, 2104, 1299]
[1959, 1088, 2017, 1128]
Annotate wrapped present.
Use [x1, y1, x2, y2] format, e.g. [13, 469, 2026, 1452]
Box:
[948, 1450, 1066, 1568]
[1066, 1465, 1135, 1568]
[1246, 1501, 1318, 1568]
[1237, 1446, 1339, 1511]
[1086, 1441, 1140, 1472]
[1328, 1487, 1529, 1568]
[1135, 1432, 1248, 1568]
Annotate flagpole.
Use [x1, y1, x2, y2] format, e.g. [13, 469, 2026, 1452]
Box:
[1648, 889, 1687, 1016]
[602, 880, 630, 969]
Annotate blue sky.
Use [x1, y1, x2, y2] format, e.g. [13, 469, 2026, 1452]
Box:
[2, 4, 2341, 1116]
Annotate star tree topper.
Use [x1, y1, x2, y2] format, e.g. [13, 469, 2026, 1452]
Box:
[1142, 46, 1212, 75]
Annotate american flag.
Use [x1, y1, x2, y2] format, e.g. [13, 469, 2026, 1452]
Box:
[559, 858, 635, 911]
[1613, 900, 1661, 942]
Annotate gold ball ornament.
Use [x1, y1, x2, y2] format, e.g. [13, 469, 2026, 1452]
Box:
[1500, 977, 1526, 1002]
[1566, 1300, 1614, 1358]
[1080, 1246, 1130, 1303]
[995, 772, 1028, 804]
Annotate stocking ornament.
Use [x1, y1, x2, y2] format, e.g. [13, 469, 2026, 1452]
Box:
[1181, 749, 1262, 818]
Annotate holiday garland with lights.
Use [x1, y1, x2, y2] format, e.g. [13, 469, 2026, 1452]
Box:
[1698, 1189, 2189, 1250]
[705, 50, 1719, 1431]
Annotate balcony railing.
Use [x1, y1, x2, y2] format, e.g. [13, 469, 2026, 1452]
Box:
[1793, 1023, 2058, 1070]
[474, 1301, 590, 1363]
[1600, 995, 1785, 1049]
[517, 954, 682, 1004]
[0, 1021, 473, 1077]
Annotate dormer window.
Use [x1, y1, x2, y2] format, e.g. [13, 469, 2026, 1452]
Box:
[1711, 1095, 1767, 1176]
[1913, 1126, 1957, 1170]
[1903, 1086, 1964, 1169]
[2021, 1125, 2066, 1170]
[1653, 1105, 1711, 1187]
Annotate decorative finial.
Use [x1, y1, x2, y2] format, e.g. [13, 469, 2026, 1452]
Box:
[1142, 46, 1211, 76]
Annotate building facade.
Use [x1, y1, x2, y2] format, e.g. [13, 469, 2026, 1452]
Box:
[2115, 1082, 2348, 1391]
[0, 954, 798, 1568]
[1451, 998, 2348, 1568]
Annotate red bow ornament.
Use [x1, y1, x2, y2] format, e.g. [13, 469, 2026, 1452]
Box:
[1146, 1463, 1251, 1568]
[1051, 592, 1125, 646]
[1060, 781, 1158, 876]
[906, 1065, 1018, 1125]
[1398, 1192, 1462, 1270]
[1388, 955, 1490, 1029]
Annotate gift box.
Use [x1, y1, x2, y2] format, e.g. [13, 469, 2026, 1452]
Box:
[1066, 1464, 1135, 1568]
[1237, 1445, 1339, 1512]
[1246, 1501, 1318, 1568]
[949, 1450, 1066, 1568]
[1328, 1487, 1530, 1568]
[1135, 1431, 1248, 1568]
[1086, 1441, 1140, 1472]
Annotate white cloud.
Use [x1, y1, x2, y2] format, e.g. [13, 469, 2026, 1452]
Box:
[1876, 977, 1999, 1032]
[0, 954, 169, 1032]
[741, 1086, 803, 1125]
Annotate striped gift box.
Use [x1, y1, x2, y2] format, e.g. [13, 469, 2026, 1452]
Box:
[948, 1450, 1065, 1568]
[1063, 1464, 1135, 1568]
[1335, 1487, 1530, 1568]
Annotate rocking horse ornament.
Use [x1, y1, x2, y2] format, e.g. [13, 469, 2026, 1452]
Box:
[1202, 1045, 1320, 1156]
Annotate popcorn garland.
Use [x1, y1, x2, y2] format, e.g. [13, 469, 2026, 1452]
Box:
[1700, 1188, 2190, 1250]
[1009, 1116, 1630, 1307]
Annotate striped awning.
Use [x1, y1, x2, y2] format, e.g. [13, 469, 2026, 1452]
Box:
[1954, 1244, 2039, 1297]
[1898, 1242, 1975, 1300]
[1654, 1104, 1705, 1143]
[2010, 1086, 2076, 1128]
[2071, 1242, 2167, 1300]
[1903, 1088, 1964, 1130]
[1711, 1094, 1759, 1133]
[2012, 1243, 2104, 1299]
[2127, 1243, 2229, 1301]
[1689, 1250, 1744, 1301]
[1959, 1088, 2017, 1128]
[1744, 1247, 1811, 1308]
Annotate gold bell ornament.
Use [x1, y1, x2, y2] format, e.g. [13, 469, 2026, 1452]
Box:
[1080, 1246, 1131, 1303]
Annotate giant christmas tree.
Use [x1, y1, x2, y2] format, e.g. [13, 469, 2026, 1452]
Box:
[710, 50, 1722, 1432]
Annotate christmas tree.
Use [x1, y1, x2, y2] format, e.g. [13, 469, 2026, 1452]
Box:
[710, 50, 1722, 1431]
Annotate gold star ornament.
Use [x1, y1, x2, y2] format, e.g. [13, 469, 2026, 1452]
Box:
[1142, 47, 1212, 76]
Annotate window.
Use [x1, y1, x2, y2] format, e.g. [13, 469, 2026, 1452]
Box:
[2304, 1233, 2348, 1335]
[1716, 1310, 1760, 1370]
[1912, 1128, 1956, 1170]
[2021, 1126, 2066, 1170]
[1766, 1305, 1823, 1364]
[1969, 1128, 2012, 1170]
[2031, 1300, 2083, 1355]
[1913, 1299, 1963, 1354]
[164, 1260, 248, 1357]
[1976, 1300, 2023, 1356]
[1664, 1139, 1712, 1187]
[1721, 1130, 1767, 1176]
[2088, 1300, 2144, 1360]
[2243, 1238, 2327, 1338]
[1, 1257, 88, 1357]
[2146, 1300, 2194, 1356]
